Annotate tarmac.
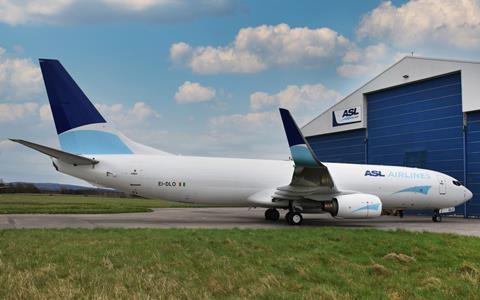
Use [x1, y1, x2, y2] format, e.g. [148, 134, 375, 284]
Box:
[0, 207, 479, 236]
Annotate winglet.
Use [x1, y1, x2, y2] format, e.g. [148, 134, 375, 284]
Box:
[279, 108, 321, 167]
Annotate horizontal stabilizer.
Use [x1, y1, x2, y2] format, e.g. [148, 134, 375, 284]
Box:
[10, 139, 98, 166]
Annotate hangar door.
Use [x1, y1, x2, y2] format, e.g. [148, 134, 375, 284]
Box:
[366, 72, 464, 213]
[307, 129, 366, 164]
[466, 111, 480, 216]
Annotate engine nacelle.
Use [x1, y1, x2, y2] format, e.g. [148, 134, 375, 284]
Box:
[322, 193, 382, 219]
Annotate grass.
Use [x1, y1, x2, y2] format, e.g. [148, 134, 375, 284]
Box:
[0, 193, 194, 214]
[0, 228, 479, 299]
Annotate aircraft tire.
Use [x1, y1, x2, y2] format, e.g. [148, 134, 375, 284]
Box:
[265, 208, 279, 221]
[271, 209, 280, 221]
[285, 212, 293, 224]
[265, 209, 273, 220]
[286, 212, 303, 225]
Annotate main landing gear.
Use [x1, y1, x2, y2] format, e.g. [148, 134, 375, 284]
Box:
[284, 201, 303, 225]
[285, 211, 303, 225]
[264, 208, 280, 221]
[432, 209, 443, 222]
[264, 208, 303, 225]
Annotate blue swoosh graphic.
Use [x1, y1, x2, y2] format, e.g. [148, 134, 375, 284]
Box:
[393, 185, 432, 195]
[353, 203, 381, 213]
[59, 130, 133, 155]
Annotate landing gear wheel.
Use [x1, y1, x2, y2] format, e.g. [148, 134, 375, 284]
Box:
[265, 209, 272, 220]
[265, 208, 280, 221]
[286, 212, 303, 225]
[285, 212, 292, 223]
[271, 209, 280, 221]
[432, 209, 443, 223]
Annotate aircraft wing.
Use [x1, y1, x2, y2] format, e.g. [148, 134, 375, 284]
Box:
[274, 108, 338, 202]
[9, 139, 99, 166]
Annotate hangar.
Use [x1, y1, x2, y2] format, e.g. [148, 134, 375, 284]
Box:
[302, 56, 480, 217]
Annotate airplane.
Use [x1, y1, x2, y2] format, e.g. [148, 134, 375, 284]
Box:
[10, 59, 473, 225]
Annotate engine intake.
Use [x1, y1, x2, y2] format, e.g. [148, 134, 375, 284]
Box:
[322, 193, 382, 219]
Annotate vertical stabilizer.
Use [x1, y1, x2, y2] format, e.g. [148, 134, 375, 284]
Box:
[39, 59, 170, 156]
[39, 59, 106, 134]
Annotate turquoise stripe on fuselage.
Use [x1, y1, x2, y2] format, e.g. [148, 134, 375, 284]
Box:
[59, 130, 133, 154]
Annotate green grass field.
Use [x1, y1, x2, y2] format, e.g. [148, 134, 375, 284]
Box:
[0, 228, 478, 299]
[0, 193, 192, 214]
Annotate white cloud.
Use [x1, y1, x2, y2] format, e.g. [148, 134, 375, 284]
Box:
[175, 81, 216, 103]
[171, 23, 352, 74]
[0, 102, 39, 123]
[101, 0, 159, 11]
[39, 104, 53, 122]
[188, 46, 266, 74]
[95, 101, 159, 126]
[170, 42, 192, 66]
[337, 43, 409, 78]
[130, 102, 159, 119]
[0, 0, 239, 26]
[211, 83, 342, 131]
[0, 54, 43, 101]
[250, 83, 342, 114]
[210, 111, 278, 129]
[357, 0, 480, 50]
[206, 110, 289, 160]
[207, 83, 341, 159]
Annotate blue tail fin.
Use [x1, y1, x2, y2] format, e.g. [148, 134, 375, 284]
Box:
[279, 108, 321, 167]
[39, 59, 170, 156]
[39, 59, 130, 155]
[39, 59, 106, 134]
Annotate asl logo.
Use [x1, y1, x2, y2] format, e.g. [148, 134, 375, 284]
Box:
[342, 108, 359, 117]
[365, 170, 385, 177]
[332, 106, 362, 127]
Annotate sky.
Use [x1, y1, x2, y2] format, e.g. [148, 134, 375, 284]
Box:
[2, 0, 480, 185]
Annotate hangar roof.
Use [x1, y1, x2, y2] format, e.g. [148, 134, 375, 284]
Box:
[302, 56, 480, 137]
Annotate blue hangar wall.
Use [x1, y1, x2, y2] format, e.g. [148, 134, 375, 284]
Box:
[307, 71, 480, 217]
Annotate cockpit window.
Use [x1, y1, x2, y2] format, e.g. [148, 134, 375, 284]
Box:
[452, 180, 463, 186]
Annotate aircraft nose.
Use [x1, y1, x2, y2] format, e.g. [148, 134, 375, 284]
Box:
[465, 188, 473, 201]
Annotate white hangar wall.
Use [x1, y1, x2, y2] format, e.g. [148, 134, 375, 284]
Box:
[302, 56, 480, 137]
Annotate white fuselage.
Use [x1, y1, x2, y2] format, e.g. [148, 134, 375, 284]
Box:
[56, 154, 471, 210]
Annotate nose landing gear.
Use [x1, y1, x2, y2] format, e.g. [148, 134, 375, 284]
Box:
[432, 209, 443, 222]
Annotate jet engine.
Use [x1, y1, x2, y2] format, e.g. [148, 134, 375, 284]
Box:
[322, 193, 382, 218]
